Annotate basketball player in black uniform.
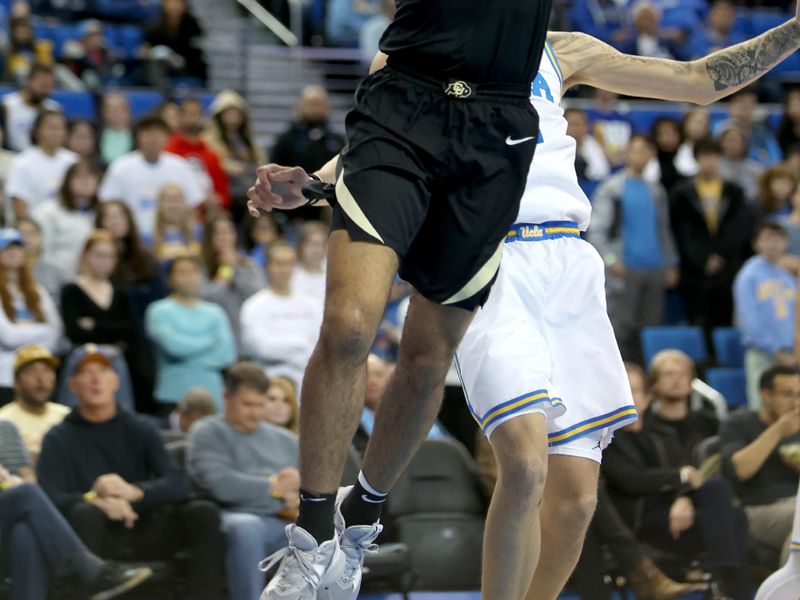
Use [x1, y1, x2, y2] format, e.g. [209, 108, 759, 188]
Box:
[249, 2, 553, 598]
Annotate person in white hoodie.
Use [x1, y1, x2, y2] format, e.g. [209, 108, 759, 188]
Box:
[0, 228, 62, 404]
[240, 241, 322, 389]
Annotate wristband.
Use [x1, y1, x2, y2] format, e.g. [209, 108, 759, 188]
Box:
[83, 491, 97, 502]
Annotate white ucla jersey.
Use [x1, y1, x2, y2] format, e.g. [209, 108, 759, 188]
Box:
[517, 41, 592, 230]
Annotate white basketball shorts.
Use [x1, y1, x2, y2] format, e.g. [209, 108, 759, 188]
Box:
[455, 221, 638, 463]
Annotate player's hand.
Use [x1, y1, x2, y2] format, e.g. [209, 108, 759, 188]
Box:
[669, 496, 695, 539]
[247, 164, 310, 215]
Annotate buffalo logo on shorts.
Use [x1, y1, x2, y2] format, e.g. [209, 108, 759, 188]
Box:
[444, 80, 473, 99]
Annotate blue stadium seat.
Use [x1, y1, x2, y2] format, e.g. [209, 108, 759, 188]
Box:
[712, 327, 745, 368]
[705, 367, 748, 409]
[50, 90, 96, 119]
[641, 326, 708, 367]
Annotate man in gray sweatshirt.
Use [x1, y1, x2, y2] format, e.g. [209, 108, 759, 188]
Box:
[187, 362, 299, 600]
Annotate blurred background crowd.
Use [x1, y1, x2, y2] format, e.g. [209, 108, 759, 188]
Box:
[0, 0, 799, 599]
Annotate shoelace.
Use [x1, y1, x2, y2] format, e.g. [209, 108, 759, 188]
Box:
[259, 543, 320, 589]
[342, 523, 383, 568]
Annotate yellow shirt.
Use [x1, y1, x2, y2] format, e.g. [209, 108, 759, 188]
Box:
[0, 401, 69, 457]
[695, 178, 724, 235]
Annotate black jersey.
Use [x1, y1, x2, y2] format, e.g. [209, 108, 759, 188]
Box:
[379, 0, 552, 85]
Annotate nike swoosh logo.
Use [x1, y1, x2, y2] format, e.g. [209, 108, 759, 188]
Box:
[505, 136, 536, 146]
[300, 494, 328, 502]
[361, 494, 386, 504]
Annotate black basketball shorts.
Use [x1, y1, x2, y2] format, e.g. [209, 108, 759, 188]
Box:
[330, 63, 540, 310]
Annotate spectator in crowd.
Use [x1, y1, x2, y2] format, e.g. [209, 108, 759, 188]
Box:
[781, 180, 800, 256]
[264, 376, 298, 433]
[353, 354, 448, 457]
[0, 128, 18, 224]
[15, 216, 65, 305]
[143, 0, 208, 87]
[5, 16, 54, 86]
[98, 93, 134, 165]
[718, 124, 764, 204]
[784, 144, 800, 178]
[565, 107, 611, 183]
[568, 0, 630, 44]
[720, 365, 800, 566]
[586, 89, 633, 170]
[649, 117, 685, 192]
[36, 344, 225, 600]
[734, 223, 797, 409]
[270, 86, 345, 219]
[146, 254, 236, 414]
[153, 183, 201, 263]
[241, 213, 281, 270]
[590, 135, 679, 362]
[603, 350, 750, 599]
[241, 242, 323, 388]
[0, 419, 33, 480]
[0, 63, 61, 153]
[616, 1, 683, 60]
[169, 387, 216, 436]
[0, 419, 153, 600]
[187, 362, 300, 600]
[778, 88, 800, 156]
[715, 87, 783, 167]
[99, 116, 204, 242]
[670, 138, 754, 332]
[572, 363, 707, 600]
[96, 200, 166, 411]
[675, 107, 710, 177]
[758, 164, 798, 218]
[66, 119, 101, 169]
[62, 20, 126, 93]
[203, 90, 266, 223]
[0, 228, 61, 404]
[33, 160, 100, 280]
[325, 0, 382, 47]
[61, 230, 136, 355]
[165, 98, 230, 210]
[293, 221, 327, 301]
[359, 0, 394, 63]
[5, 109, 77, 220]
[201, 212, 264, 349]
[0, 344, 63, 459]
[156, 99, 181, 133]
[686, 0, 746, 59]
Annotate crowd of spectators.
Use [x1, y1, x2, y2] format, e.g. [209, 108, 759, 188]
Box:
[0, 0, 798, 598]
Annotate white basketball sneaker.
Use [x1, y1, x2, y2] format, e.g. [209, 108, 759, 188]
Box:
[320, 486, 384, 600]
[259, 523, 347, 600]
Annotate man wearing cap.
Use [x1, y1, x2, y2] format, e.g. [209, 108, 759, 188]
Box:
[36, 343, 226, 600]
[0, 344, 64, 461]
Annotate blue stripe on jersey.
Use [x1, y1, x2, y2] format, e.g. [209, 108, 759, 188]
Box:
[544, 40, 563, 85]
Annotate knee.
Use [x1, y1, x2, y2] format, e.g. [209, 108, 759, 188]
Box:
[698, 477, 735, 504]
[496, 449, 549, 505]
[318, 303, 379, 363]
[558, 488, 598, 535]
[222, 513, 264, 544]
[182, 499, 220, 527]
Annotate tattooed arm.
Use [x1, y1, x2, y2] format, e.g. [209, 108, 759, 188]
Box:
[550, 12, 800, 105]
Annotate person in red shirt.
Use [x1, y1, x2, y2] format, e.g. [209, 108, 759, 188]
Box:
[165, 98, 230, 209]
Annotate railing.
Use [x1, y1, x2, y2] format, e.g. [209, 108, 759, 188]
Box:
[237, 0, 299, 46]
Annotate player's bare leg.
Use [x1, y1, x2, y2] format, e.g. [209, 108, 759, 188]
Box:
[359, 291, 476, 492]
[481, 414, 549, 600]
[525, 455, 600, 600]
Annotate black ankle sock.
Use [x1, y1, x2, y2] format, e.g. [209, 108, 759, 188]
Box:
[296, 489, 337, 544]
[340, 476, 388, 526]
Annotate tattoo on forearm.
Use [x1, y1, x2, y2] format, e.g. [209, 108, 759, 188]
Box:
[706, 21, 800, 91]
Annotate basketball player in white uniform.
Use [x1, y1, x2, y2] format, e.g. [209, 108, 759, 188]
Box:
[250, 9, 800, 599]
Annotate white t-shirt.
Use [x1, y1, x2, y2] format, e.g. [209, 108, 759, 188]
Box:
[0, 401, 69, 457]
[33, 200, 95, 279]
[5, 147, 77, 215]
[99, 151, 206, 240]
[1, 92, 63, 152]
[240, 288, 323, 388]
[293, 268, 326, 301]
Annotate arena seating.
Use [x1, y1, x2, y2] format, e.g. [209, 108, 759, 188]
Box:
[712, 328, 746, 369]
[641, 326, 709, 368]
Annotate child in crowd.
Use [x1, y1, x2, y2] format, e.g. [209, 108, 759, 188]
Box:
[153, 183, 201, 263]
